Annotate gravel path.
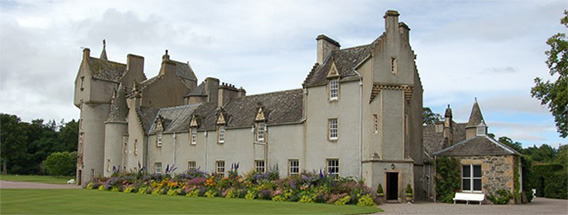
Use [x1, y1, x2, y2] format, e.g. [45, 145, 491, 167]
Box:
[374, 198, 568, 215]
[0, 180, 81, 189]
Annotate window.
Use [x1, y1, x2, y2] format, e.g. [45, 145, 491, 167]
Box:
[390, 57, 398, 74]
[255, 160, 265, 173]
[157, 132, 163, 147]
[288, 159, 299, 176]
[191, 129, 197, 145]
[216, 161, 225, 176]
[155, 162, 162, 174]
[91, 169, 96, 179]
[257, 122, 266, 142]
[133, 139, 138, 156]
[80, 76, 85, 91]
[218, 126, 225, 143]
[123, 142, 128, 154]
[106, 159, 111, 172]
[329, 119, 338, 140]
[188, 161, 197, 171]
[373, 114, 378, 134]
[329, 79, 339, 100]
[462, 164, 482, 192]
[327, 159, 339, 177]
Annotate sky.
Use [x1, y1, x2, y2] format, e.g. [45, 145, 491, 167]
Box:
[0, 0, 566, 148]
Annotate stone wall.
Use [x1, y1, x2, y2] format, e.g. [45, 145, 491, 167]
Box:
[458, 155, 516, 197]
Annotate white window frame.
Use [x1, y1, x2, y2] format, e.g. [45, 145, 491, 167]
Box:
[327, 159, 339, 177]
[133, 139, 138, 156]
[288, 159, 299, 176]
[191, 128, 197, 145]
[216, 161, 225, 176]
[218, 126, 225, 144]
[329, 79, 339, 100]
[257, 122, 266, 142]
[329, 119, 338, 140]
[155, 162, 162, 174]
[255, 160, 265, 173]
[188, 161, 197, 171]
[157, 132, 163, 147]
[462, 164, 482, 192]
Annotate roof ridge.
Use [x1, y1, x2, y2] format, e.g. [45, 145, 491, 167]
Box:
[158, 103, 201, 111]
[89, 57, 125, 66]
[237, 88, 302, 99]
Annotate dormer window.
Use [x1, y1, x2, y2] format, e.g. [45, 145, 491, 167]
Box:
[191, 129, 197, 145]
[329, 79, 339, 100]
[390, 57, 398, 74]
[157, 132, 163, 147]
[218, 126, 225, 143]
[256, 122, 266, 142]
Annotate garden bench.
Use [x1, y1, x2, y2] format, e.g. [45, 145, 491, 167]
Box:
[67, 179, 75, 184]
[453, 192, 484, 205]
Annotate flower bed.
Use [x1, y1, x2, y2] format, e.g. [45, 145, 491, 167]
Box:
[86, 166, 377, 207]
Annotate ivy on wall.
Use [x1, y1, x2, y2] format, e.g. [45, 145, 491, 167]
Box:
[435, 156, 461, 203]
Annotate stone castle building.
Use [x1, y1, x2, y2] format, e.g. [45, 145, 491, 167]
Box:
[74, 10, 425, 202]
[423, 101, 522, 202]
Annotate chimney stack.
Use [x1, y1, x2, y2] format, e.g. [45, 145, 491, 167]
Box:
[83, 48, 91, 61]
[384, 10, 400, 35]
[316, 34, 340, 64]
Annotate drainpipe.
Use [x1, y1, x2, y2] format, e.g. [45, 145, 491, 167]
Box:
[353, 68, 363, 179]
[204, 131, 208, 171]
[173, 132, 176, 170]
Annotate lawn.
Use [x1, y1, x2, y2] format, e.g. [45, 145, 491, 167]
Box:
[0, 174, 72, 184]
[0, 189, 382, 215]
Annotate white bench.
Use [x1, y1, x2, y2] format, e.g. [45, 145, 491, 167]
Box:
[67, 179, 75, 185]
[453, 192, 484, 205]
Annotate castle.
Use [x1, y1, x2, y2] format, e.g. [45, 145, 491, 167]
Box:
[75, 10, 426, 202]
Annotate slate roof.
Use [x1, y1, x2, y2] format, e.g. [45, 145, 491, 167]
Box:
[466, 101, 484, 128]
[192, 102, 220, 131]
[138, 60, 197, 90]
[107, 84, 128, 122]
[87, 57, 126, 82]
[423, 122, 466, 154]
[222, 89, 304, 129]
[137, 107, 160, 134]
[433, 135, 519, 156]
[303, 40, 376, 87]
[187, 81, 207, 97]
[148, 104, 201, 134]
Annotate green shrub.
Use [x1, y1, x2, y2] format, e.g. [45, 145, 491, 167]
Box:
[376, 183, 384, 196]
[272, 195, 287, 202]
[357, 194, 376, 207]
[205, 189, 217, 198]
[186, 189, 199, 197]
[435, 156, 461, 203]
[299, 194, 315, 203]
[334, 195, 350, 205]
[245, 190, 257, 200]
[487, 189, 511, 204]
[98, 185, 106, 191]
[137, 187, 148, 194]
[123, 186, 134, 193]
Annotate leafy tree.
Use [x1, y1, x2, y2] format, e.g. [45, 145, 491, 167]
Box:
[43, 151, 77, 177]
[498, 136, 523, 153]
[524, 144, 557, 163]
[555, 144, 568, 166]
[423, 107, 442, 125]
[531, 10, 568, 138]
[0, 114, 28, 175]
[58, 120, 79, 152]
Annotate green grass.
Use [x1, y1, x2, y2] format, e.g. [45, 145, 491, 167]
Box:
[0, 189, 382, 215]
[0, 174, 72, 184]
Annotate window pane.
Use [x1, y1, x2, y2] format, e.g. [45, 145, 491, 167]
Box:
[473, 165, 482, 177]
[473, 179, 482, 191]
[462, 179, 471, 191]
[462, 165, 470, 177]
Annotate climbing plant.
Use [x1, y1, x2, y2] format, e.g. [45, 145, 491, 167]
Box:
[435, 156, 461, 203]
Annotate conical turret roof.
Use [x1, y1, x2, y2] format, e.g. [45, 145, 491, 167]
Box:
[466, 98, 484, 128]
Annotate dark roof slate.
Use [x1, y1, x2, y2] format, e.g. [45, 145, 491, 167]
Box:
[433, 135, 519, 156]
[107, 84, 128, 122]
[423, 122, 466, 155]
[87, 57, 126, 82]
[187, 81, 207, 97]
[223, 89, 304, 129]
[149, 104, 201, 134]
[137, 107, 160, 134]
[303, 43, 374, 87]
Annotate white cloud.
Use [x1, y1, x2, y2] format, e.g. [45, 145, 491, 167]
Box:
[0, 0, 565, 147]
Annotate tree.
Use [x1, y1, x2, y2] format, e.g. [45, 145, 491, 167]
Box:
[531, 10, 568, 138]
[555, 144, 568, 166]
[524, 144, 557, 163]
[58, 120, 79, 152]
[498, 136, 523, 153]
[0, 114, 28, 174]
[43, 151, 77, 177]
[423, 107, 442, 125]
